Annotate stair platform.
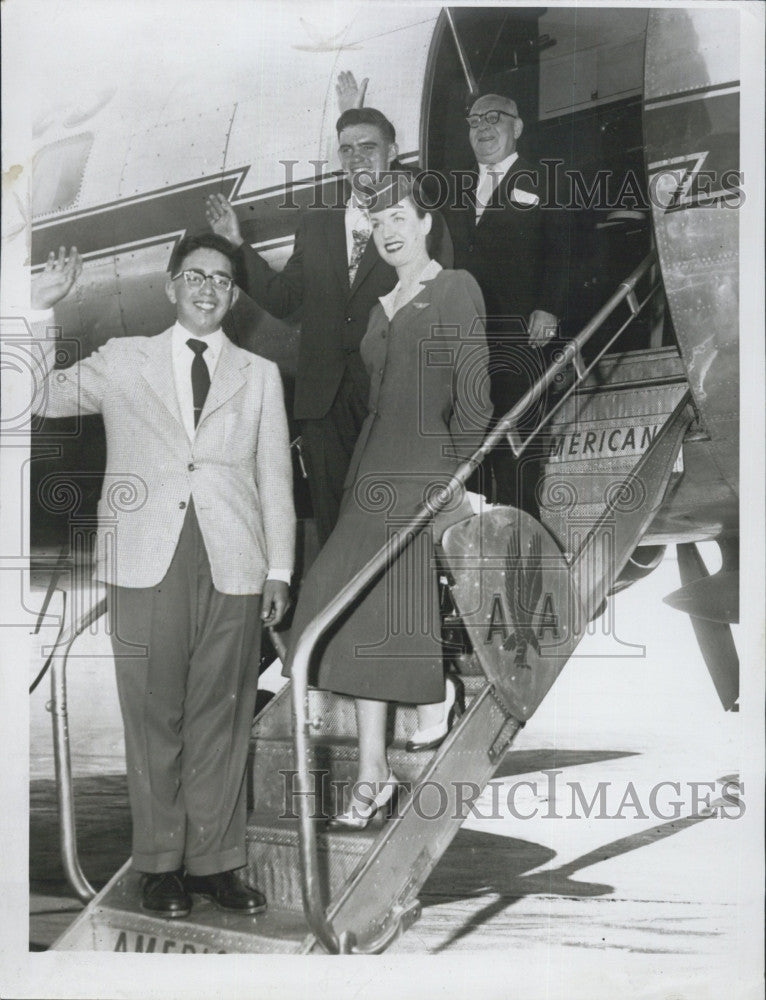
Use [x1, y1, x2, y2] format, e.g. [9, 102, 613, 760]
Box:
[53, 862, 309, 953]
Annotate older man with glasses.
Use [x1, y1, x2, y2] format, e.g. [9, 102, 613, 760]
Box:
[445, 92, 570, 517]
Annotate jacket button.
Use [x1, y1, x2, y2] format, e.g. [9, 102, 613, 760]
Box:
[188, 463, 195, 471]
[345, 316, 352, 323]
[179, 501, 187, 509]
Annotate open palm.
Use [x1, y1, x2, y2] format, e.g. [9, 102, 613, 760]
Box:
[31, 246, 82, 309]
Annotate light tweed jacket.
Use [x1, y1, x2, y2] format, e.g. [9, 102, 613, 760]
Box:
[34, 326, 295, 594]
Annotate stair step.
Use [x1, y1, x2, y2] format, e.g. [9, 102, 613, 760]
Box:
[252, 673, 489, 742]
[246, 808, 385, 913]
[250, 735, 442, 814]
[53, 862, 309, 953]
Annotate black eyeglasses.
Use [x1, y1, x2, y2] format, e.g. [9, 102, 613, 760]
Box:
[172, 269, 234, 292]
[465, 110, 517, 128]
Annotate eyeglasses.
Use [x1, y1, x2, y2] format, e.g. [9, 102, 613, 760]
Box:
[465, 110, 517, 128]
[172, 269, 234, 292]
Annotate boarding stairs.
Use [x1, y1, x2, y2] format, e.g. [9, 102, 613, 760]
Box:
[48, 253, 695, 953]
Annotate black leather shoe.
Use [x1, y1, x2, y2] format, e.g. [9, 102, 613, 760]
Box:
[141, 870, 191, 919]
[184, 870, 267, 914]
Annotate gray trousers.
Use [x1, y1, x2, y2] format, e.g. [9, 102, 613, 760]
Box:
[107, 502, 262, 876]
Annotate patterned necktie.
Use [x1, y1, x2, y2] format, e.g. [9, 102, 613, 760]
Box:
[187, 338, 210, 428]
[475, 170, 501, 222]
[348, 224, 371, 285]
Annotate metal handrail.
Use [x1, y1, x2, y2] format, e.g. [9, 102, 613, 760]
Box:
[290, 250, 663, 953]
[445, 8, 479, 98]
[47, 594, 108, 902]
[36, 250, 662, 937]
[501, 251, 661, 459]
[42, 585, 288, 906]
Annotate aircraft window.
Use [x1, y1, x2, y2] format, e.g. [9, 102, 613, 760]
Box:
[32, 133, 93, 217]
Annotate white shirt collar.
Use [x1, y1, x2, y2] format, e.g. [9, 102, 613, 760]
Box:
[478, 150, 519, 178]
[172, 321, 225, 363]
[171, 322, 226, 442]
[378, 259, 442, 320]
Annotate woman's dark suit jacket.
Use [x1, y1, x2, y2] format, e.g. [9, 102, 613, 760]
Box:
[286, 268, 491, 703]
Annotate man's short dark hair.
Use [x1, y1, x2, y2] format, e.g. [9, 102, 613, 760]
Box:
[168, 232, 239, 275]
[335, 107, 396, 145]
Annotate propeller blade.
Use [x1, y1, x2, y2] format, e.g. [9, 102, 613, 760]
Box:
[663, 571, 739, 623]
[664, 542, 739, 623]
[669, 544, 739, 710]
[684, 612, 739, 711]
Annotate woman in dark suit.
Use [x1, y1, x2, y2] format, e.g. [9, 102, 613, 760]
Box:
[286, 174, 491, 828]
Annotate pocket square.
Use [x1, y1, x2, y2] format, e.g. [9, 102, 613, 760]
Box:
[413, 302, 429, 309]
[510, 187, 540, 207]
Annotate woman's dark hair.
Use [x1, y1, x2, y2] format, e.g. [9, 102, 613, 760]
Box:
[367, 173, 435, 254]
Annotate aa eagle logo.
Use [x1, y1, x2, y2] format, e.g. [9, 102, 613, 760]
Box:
[502, 530, 543, 670]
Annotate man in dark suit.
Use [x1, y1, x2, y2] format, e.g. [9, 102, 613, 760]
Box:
[31, 237, 295, 919]
[445, 93, 570, 515]
[206, 107, 451, 543]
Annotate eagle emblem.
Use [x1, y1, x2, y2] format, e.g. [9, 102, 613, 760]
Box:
[502, 530, 543, 669]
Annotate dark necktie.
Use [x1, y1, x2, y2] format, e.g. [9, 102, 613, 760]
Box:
[348, 226, 371, 285]
[186, 338, 210, 428]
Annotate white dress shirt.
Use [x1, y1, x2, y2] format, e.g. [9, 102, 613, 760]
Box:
[172, 323, 292, 584]
[475, 151, 519, 220]
[171, 322, 225, 441]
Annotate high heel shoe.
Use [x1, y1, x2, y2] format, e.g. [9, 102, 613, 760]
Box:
[326, 772, 400, 831]
[405, 674, 465, 752]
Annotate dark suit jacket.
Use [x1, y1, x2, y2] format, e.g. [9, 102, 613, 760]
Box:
[445, 155, 570, 331]
[238, 192, 453, 421]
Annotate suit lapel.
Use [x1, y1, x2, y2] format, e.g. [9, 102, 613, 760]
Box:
[326, 207, 352, 293]
[349, 233, 380, 295]
[199, 337, 249, 423]
[465, 170, 480, 223]
[326, 202, 384, 298]
[476, 167, 508, 228]
[495, 157, 534, 211]
[139, 330, 184, 428]
[475, 158, 531, 226]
